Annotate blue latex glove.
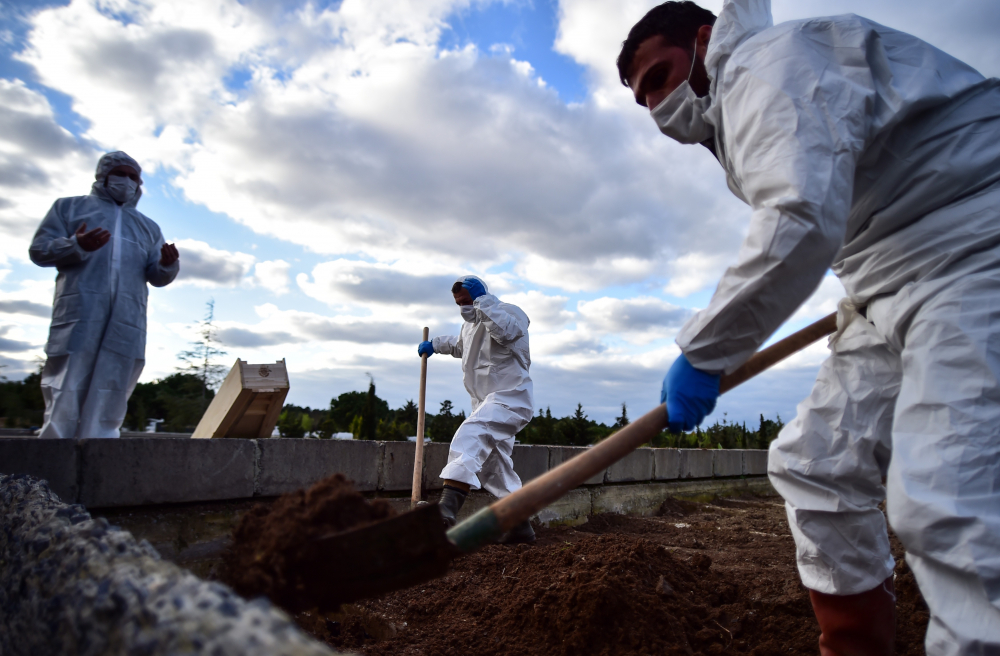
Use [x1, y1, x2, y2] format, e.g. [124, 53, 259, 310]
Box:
[660, 354, 721, 433]
[462, 277, 487, 300]
[418, 341, 435, 357]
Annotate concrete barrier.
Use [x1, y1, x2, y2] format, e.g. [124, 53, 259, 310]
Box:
[0, 437, 769, 510]
[678, 449, 714, 479]
[0, 438, 77, 502]
[548, 446, 606, 485]
[744, 449, 769, 476]
[653, 448, 680, 480]
[257, 438, 381, 496]
[606, 448, 654, 483]
[78, 438, 256, 508]
[713, 449, 743, 478]
[512, 444, 549, 483]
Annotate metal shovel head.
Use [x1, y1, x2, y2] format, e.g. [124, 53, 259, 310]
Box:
[308, 502, 459, 607]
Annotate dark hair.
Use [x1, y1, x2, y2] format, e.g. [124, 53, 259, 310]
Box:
[451, 281, 464, 294]
[616, 1, 716, 87]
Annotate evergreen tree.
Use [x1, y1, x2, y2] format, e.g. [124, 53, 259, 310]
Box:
[614, 402, 629, 430]
[359, 376, 378, 440]
[176, 299, 228, 403]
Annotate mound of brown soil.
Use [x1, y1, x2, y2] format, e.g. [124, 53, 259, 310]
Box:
[295, 494, 929, 655]
[351, 534, 739, 656]
[220, 474, 395, 611]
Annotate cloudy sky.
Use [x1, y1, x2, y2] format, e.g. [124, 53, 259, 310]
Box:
[1, 0, 997, 426]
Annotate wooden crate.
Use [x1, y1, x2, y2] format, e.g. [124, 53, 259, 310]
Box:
[192, 359, 289, 439]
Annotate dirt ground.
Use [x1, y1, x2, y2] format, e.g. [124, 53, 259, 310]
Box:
[291, 494, 930, 656]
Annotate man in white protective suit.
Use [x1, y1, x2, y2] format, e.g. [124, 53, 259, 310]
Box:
[30, 151, 180, 439]
[618, 1, 1000, 653]
[416, 275, 536, 544]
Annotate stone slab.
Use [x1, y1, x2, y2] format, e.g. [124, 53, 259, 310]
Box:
[678, 449, 714, 479]
[606, 447, 654, 483]
[512, 445, 549, 483]
[0, 438, 79, 503]
[421, 442, 451, 492]
[78, 438, 255, 508]
[548, 446, 605, 485]
[714, 450, 743, 478]
[257, 438, 382, 496]
[652, 448, 680, 480]
[743, 449, 768, 476]
[378, 441, 415, 492]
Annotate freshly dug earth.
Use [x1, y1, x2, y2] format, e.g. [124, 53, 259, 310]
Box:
[293, 494, 929, 655]
[220, 474, 396, 611]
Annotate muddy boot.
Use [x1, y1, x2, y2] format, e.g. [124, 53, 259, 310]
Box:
[499, 520, 536, 545]
[436, 485, 468, 528]
[809, 576, 896, 656]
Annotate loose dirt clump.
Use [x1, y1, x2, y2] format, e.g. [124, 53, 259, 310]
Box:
[220, 474, 395, 612]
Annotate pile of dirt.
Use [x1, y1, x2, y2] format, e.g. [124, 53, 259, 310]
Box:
[295, 494, 929, 655]
[220, 474, 395, 612]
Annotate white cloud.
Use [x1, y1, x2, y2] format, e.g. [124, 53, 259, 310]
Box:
[577, 296, 691, 344]
[253, 259, 291, 295]
[173, 238, 255, 287]
[0, 79, 97, 266]
[664, 251, 730, 298]
[501, 290, 573, 331]
[296, 259, 458, 308]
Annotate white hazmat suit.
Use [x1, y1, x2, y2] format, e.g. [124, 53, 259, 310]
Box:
[432, 276, 533, 498]
[30, 152, 179, 439]
[660, 0, 1000, 651]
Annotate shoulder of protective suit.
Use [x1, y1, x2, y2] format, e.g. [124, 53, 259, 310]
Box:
[496, 300, 529, 327]
[724, 13, 871, 71]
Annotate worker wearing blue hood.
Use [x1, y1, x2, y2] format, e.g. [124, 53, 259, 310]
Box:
[619, 0, 1000, 653]
[30, 151, 179, 439]
[417, 275, 535, 544]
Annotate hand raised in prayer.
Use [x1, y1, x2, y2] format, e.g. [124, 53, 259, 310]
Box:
[159, 243, 179, 266]
[75, 223, 111, 252]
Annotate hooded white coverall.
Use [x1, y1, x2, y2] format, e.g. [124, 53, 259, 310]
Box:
[30, 152, 179, 439]
[661, 1, 1000, 651]
[432, 276, 534, 498]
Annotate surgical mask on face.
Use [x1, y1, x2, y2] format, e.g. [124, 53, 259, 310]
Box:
[460, 305, 477, 322]
[649, 42, 713, 144]
[105, 175, 138, 204]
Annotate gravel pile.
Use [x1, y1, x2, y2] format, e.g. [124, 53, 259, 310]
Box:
[0, 473, 343, 656]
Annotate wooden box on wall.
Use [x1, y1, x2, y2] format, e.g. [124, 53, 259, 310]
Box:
[192, 359, 289, 439]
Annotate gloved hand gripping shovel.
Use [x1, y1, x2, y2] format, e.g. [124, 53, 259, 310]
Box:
[308, 313, 838, 607]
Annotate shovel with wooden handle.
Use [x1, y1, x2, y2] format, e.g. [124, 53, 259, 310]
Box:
[309, 312, 838, 607]
[411, 327, 430, 508]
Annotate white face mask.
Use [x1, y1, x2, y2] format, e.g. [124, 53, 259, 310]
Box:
[106, 174, 138, 204]
[649, 42, 713, 145]
[460, 305, 477, 322]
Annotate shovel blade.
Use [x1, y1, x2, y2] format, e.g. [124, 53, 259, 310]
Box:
[307, 502, 458, 607]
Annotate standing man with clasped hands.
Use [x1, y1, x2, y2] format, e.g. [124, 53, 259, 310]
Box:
[30, 151, 180, 439]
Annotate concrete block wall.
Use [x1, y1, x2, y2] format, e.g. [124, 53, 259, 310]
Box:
[0, 437, 768, 509]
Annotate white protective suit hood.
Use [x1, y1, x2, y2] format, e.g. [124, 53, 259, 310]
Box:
[91, 151, 143, 208]
[456, 275, 488, 322]
[651, 0, 772, 147]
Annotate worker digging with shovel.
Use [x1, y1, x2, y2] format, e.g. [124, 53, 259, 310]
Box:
[619, 1, 1000, 653]
[417, 275, 537, 544]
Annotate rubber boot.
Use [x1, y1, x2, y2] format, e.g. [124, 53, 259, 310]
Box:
[809, 576, 896, 656]
[499, 519, 536, 545]
[437, 485, 468, 528]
